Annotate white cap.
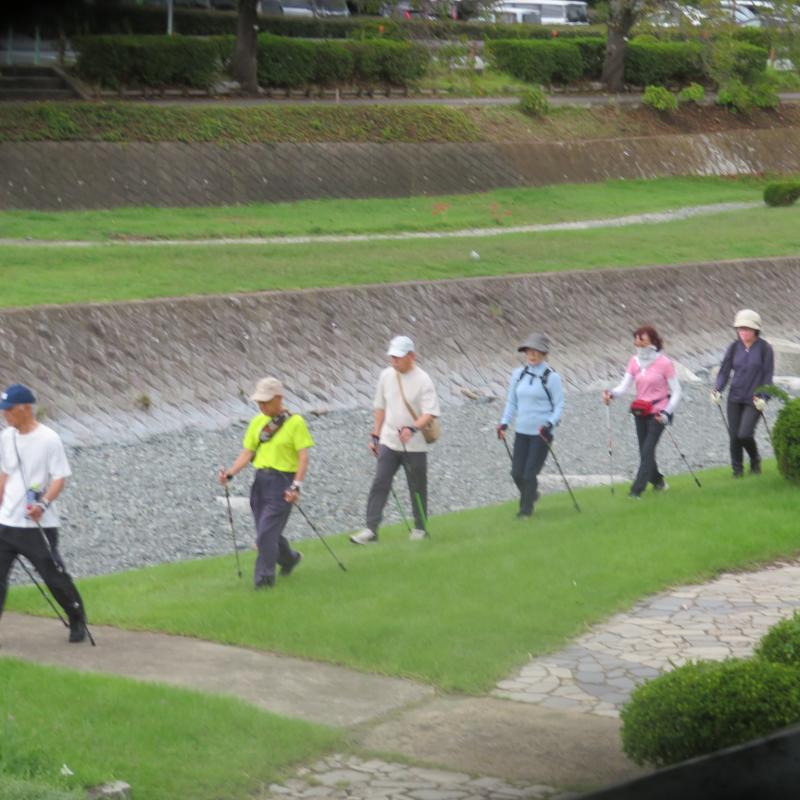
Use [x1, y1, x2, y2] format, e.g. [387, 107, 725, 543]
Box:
[387, 335, 415, 357]
[250, 377, 284, 402]
[733, 309, 761, 331]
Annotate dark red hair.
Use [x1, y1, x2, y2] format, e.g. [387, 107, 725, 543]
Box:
[633, 325, 663, 352]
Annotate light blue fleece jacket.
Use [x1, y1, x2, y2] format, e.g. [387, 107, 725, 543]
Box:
[500, 362, 565, 435]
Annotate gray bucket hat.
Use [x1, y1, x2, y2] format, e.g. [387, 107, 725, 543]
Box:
[518, 333, 550, 353]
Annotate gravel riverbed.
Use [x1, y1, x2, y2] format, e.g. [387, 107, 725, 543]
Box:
[36, 383, 774, 580]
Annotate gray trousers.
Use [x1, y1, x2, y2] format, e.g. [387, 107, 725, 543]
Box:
[366, 445, 427, 535]
[250, 469, 300, 586]
[727, 399, 761, 474]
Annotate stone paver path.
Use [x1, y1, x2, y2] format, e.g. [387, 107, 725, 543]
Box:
[494, 560, 800, 717]
[265, 755, 559, 800]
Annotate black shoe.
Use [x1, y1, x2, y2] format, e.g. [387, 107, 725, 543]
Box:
[280, 551, 302, 577]
[628, 492, 642, 500]
[516, 511, 532, 518]
[255, 576, 275, 590]
[750, 460, 762, 475]
[68, 617, 87, 644]
[732, 470, 744, 479]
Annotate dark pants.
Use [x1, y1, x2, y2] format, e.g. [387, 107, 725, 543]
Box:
[366, 445, 427, 534]
[631, 415, 665, 496]
[250, 469, 300, 586]
[0, 525, 86, 623]
[511, 433, 549, 515]
[727, 399, 761, 474]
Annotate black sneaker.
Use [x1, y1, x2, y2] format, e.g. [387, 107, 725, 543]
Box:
[732, 470, 744, 479]
[255, 576, 275, 590]
[68, 617, 87, 644]
[280, 551, 302, 577]
[750, 460, 762, 475]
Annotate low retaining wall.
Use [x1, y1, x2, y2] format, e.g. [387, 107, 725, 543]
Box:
[1, 257, 798, 445]
[3, 128, 800, 210]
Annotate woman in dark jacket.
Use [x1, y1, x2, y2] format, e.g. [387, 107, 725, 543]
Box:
[712, 309, 774, 478]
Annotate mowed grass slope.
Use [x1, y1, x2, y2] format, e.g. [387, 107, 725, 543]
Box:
[0, 659, 339, 800]
[8, 464, 799, 693]
[0, 177, 764, 242]
[2, 204, 798, 307]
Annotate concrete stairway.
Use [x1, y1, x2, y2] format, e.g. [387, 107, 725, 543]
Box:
[0, 65, 79, 101]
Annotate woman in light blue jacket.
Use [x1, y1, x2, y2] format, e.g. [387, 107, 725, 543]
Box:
[497, 333, 565, 518]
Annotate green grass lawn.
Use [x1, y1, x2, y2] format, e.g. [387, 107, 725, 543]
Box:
[0, 177, 764, 242]
[1, 203, 796, 307]
[8, 464, 799, 694]
[0, 658, 339, 800]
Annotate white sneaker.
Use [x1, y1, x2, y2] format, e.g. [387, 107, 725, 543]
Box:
[409, 528, 427, 541]
[350, 528, 377, 545]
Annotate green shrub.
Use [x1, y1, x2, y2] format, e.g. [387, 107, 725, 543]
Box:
[257, 35, 316, 89]
[717, 78, 753, 113]
[772, 397, 800, 479]
[74, 35, 222, 90]
[621, 659, 800, 767]
[312, 41, 355, 87]
[519, 85, 549, 116]
[732, 27, 772, 51]
[348, 40, 429, 87]
[757, 612, 800, 666]
[624, 41, 704, 86]
[678, 82, 705, 104]
[486, 39, 582, 85]
[572, 37, 606, 80]
[729, 41, 770, 83]
[750, 76, 780, 109]
[643, 85, 678, 112]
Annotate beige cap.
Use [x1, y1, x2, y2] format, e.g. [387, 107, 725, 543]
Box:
[733, 309, 761, 330]
[250, 377, 284, 402]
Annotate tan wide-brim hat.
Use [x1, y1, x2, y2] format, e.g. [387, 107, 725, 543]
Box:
[733, 309, 761, 331]
[250, 377, 284, 402]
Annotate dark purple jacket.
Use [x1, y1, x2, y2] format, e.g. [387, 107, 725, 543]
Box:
[715, 338, 774, 404]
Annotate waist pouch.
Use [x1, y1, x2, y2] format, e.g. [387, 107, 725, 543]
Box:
[630, 399, 655, 417]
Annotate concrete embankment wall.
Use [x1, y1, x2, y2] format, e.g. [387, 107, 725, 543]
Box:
[1, 257, 798, 445]
[3, 128, 800, 210]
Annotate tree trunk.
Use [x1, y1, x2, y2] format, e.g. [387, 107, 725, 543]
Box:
[234, 0, 259, 94]
[601, 26, 627, 92]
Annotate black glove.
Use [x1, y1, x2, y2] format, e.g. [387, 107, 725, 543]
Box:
[539, 422, 553, 443]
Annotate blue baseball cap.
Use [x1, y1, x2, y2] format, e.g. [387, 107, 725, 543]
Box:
[0, 384, 36, 409]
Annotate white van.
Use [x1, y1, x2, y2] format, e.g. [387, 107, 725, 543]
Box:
[488, 0, 588, 25]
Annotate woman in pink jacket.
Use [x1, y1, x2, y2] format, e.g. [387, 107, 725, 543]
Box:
[603, 326, 682, 499]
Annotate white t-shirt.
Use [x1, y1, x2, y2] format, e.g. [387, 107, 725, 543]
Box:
[373, 365, 441, 453]
[0, 424, 71, 528]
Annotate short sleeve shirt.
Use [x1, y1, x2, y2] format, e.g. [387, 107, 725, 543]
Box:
[243, 413, 314, 473]
[373, 365, 440, 453]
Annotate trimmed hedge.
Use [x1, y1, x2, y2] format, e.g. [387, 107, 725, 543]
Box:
[621, 659, 800, 767]
[624, 41, 705, 87]
[257, 35, 429, 89]
[485, 39, 583, 85]
[772, 397, 800, 481]
[73, 35, 222, 90]
[757, 611, 800, 666]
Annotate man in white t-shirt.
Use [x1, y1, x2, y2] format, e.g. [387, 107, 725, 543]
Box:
[350, 336, 441, 545]
[0, 384, 90, 643]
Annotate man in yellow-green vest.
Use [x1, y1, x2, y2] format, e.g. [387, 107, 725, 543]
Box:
[218, 377, 313, 589]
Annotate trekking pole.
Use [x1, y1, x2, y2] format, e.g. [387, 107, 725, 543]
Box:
[606, 403, 614, 495]
[399, 436, 431, 539]
[294, 504, 347, 572]
[14, 556, 68, 628]
[33, 519, 96, 646]
[222, 481, 243, 579]
[371, 438, 412, 534]
[717, 405, 730, 436]
[542, 436, 581, 513]
[500, 431, 513, 463]
[664, 425, 702, 488]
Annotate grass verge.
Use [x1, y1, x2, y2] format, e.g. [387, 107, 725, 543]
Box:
[0, 177, 766, 242]
[8, 464, 800, 693]
[0, 658, 339, 800]
[1, 204, 797, 307]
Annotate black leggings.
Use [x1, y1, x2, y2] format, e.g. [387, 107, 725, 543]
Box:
[727, 400, 761, 474]
[631, 415, 665, 496]
[511, 433, 550, 515]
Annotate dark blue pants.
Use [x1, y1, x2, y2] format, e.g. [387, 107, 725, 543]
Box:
[727, 400, 761, 474]
[511, 433, 549, 515]
[631, 415, 665, 496]
[0, 524, 86, 622]
[250, 469, 300, 586]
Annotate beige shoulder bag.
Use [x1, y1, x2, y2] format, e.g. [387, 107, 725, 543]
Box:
[395, 372, 441, 444]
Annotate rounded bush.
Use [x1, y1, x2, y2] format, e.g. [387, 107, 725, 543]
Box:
[678, 82, 705, 104]
[519, 86, 549, 117]
[643, 85, 677, 112]
[620, 658, 800, 767]
[717, 78, 753, 113]
[757, 612, 800, 666]
[772, 397, 800, 479]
